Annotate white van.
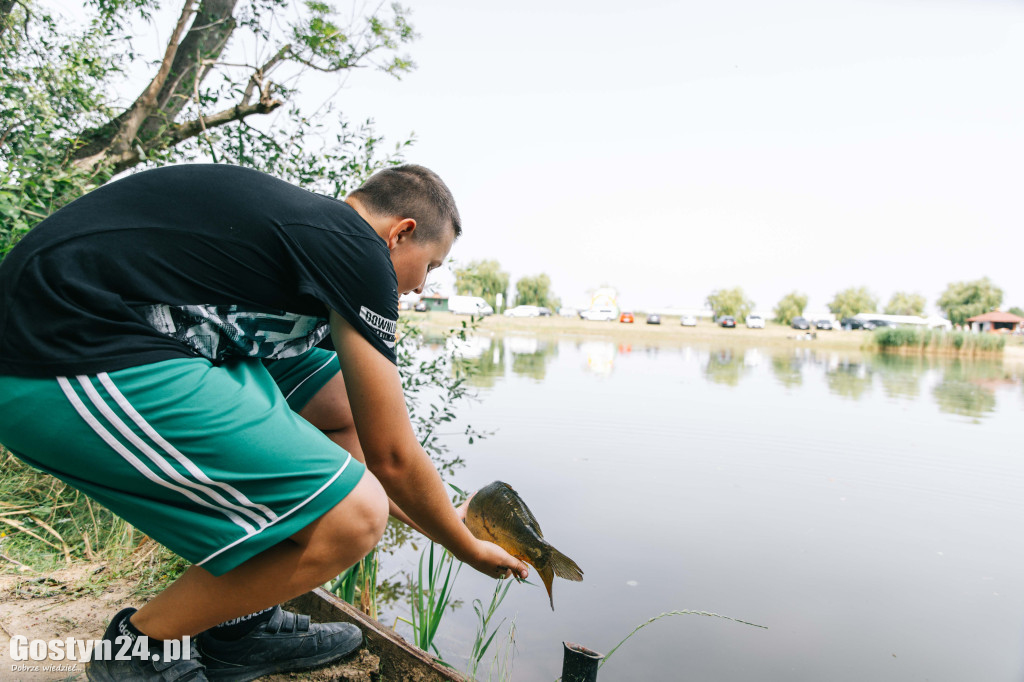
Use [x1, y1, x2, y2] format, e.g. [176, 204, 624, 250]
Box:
[580, 307, 617, 321]
[447, 295, 494, 316]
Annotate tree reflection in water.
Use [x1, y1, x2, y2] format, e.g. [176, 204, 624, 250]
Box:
[771, 352, 804, 388]
[704, 348, 750, 387]
[932, 360, 998, 419]
[874, 353, 923, 400]
[825, 359, 873, 400]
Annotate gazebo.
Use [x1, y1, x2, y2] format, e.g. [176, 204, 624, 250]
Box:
[966, 310, 1024, 333]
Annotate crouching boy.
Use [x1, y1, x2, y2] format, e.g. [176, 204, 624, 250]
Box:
[0, 163, 527, 681]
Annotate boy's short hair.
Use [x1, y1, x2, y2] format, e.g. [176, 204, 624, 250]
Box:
[349, 164, 462, 243]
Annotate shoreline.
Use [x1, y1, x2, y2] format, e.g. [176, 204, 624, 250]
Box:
[402, 312, 1023, 365]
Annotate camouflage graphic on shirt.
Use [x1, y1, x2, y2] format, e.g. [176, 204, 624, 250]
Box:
[140, 304, 329, 361]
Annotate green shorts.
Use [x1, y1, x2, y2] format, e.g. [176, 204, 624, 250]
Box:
[0, 349, 364, 576]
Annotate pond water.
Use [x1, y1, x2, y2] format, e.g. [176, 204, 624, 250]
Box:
[382, 333, 1024, 682]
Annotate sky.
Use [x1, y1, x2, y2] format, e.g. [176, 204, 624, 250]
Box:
[332, 0, 1024, 314]
[90, 0, 1024, 314]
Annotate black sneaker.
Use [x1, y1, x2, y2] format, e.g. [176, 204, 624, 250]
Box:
[87, 607, 208, 681]
[198, 605, 363, 682]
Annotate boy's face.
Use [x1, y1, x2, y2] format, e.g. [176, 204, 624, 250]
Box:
[390, 226, 455, 296]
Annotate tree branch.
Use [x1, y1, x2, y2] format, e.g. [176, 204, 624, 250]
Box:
[242, 45, 290, 105]
[166, 95, 283, 147]
[140, 0, 238, 137]
[108, 0, 197, 157]
[90, 94, 284, 177]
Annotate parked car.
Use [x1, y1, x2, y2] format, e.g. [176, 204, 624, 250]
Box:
[815, 319, 833, 330]
[619, 312, 635, 323]
[791, 317, 810, 330]
[538, 307, 552, 317]
[841, 317, 865, 330]
[719, 316, 736, 328]
[746, 314, 765, 329]
[863, 319, 895, 330]
[580, 307, 617, 321]
[646, 314, 661, 325]
[504, 305, 542, 317]
[680, 315, 698, 327]
[413, 301, 428, 312]
[448, 295, 494, 316]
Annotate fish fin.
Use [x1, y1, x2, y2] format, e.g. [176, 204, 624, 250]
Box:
[548, 546, 584, 582]
[538, 562, 556, 610]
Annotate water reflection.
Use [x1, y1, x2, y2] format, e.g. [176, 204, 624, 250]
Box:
[444, 333, 1020, 420]
[454, 334, 560, 384]
[825, 358, 874, 400]
[508, 335, 557, 381]
[874, 353, 923, 400]
[932, 360, 1003, 419]
[704, 348, 750, 387]
[771, 354, 803, 388]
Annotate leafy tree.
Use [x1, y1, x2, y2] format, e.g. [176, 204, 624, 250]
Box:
[706, 287, 754, 322]
[515, 273, 556, 308]
[884, 291, 926, 317]
[773, 291, 807, 325]
[1, 0, 416, 258]
[453, 259, 509, 309]
[1009, 306, 1024, 318]
[936, 277, 1003, 326]
[827, 286, 878, 321]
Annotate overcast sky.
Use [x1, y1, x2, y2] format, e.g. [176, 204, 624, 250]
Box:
[100, 0, 1024, 314]
[330, 0, 1023, 314]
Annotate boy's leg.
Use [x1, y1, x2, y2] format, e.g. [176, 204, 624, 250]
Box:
[0, 358, 384, 678]
[131, 470, 387, 639]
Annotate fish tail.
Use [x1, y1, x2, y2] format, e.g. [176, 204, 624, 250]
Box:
[538, 563, 556, 610]
[548, 546, 584, 582]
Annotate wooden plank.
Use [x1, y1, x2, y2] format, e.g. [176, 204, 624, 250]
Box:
[285, 588, 467, 682]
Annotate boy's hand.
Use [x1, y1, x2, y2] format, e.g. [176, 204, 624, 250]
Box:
[462, 538, 530, 581]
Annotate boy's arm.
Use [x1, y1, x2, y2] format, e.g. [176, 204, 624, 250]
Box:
[329, 310, 527, 579]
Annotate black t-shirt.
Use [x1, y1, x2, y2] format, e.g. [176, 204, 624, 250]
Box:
[0, 164, 399, 377]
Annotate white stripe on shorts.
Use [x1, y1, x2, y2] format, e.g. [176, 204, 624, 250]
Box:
[195, 452, 354, 568]
[283, 352, 338, 401]
[77, 375, 272, 528]
[57, 376, 257, 534]
[97, 372, 279, 523]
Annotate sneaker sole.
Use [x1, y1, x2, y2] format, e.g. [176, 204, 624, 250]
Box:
[203, 639, 362, 682]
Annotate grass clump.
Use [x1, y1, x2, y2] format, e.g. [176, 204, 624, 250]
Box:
[0, 449, 186, 595]
[866, 328, 1005, 356]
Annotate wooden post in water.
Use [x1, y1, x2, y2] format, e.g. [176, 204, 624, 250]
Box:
[562, 641, 603, 682]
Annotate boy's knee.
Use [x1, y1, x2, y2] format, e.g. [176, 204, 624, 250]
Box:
[349, 471, 389, 548]
[301, 472, 387, 567]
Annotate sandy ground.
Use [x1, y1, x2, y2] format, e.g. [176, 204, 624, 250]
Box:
[0, 563, 133, 680]
[0, 567, 378, 681]
[407, 311, 867, 350]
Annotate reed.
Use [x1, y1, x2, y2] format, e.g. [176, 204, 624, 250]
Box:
[325, 547, 380, 619]
[866, 328, 1005, 355]
[399, 541, 461, 657]
[478, 618, 517, 682]
[467, 578, 514, 679]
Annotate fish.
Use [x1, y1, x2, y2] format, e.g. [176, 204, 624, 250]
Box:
[465, 480, 583, 610]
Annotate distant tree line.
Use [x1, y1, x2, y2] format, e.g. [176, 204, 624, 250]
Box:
[452, 262, 1016, 327]
[452, 260, 559, 311]
[771, 277, 1009, 326]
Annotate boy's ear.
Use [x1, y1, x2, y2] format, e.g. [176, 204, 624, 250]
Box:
[386, 218, 417, 249]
